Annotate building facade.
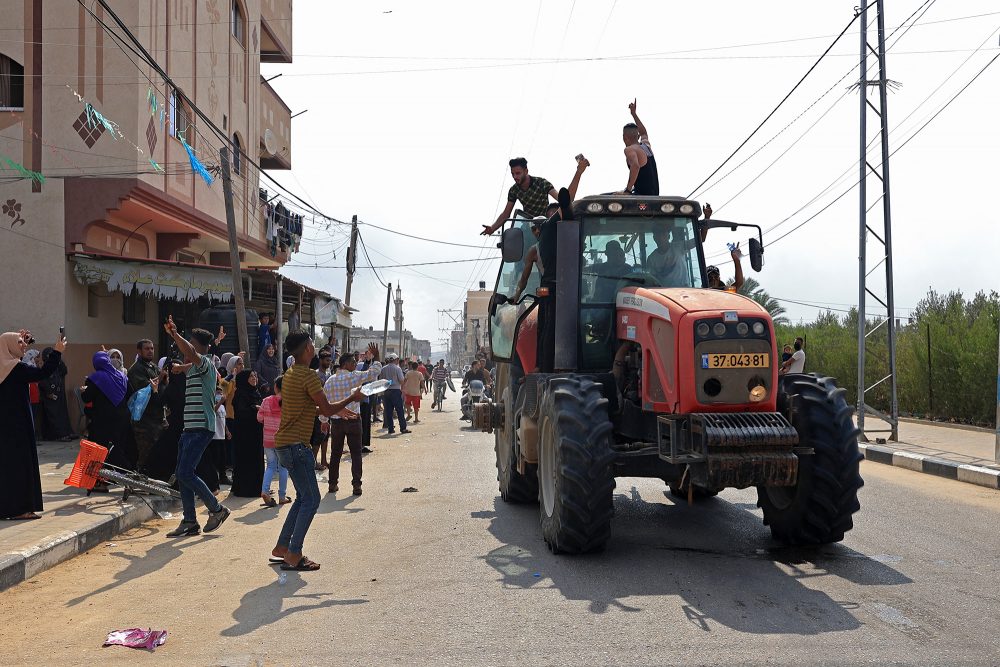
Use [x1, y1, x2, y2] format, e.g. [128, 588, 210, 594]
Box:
[0, 1, 295, 393]
[463, 284, 493, 366]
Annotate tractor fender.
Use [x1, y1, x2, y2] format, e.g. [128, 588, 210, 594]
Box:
[515, 308, 538, 373]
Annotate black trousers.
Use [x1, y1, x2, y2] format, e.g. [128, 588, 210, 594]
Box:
[360, 401, 372, 449]
[329, 419, 363, 488]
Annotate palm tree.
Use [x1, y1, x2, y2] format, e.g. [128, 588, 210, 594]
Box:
[729, 277, 789, 325]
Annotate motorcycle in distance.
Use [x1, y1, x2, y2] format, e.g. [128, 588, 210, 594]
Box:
[461, 380, 491, 421]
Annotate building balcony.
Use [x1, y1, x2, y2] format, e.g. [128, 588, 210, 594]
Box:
[260, 0, 293, 64]
[260, 76, 291, 170]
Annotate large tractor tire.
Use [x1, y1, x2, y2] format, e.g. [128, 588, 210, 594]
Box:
[495, 386, 538, 504]
[757, 374, 863, 544]
[537, 377, 616, 554]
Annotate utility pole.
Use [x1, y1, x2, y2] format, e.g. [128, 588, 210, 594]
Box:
[220, 146, 249, 356]
[856, 0, 899, 442]
[344, 215, 358, 307]
[381, 282, 392, 355]
[995, 323, 999, 462]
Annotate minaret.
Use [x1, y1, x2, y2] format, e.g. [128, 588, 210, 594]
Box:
[393, 285, 404, 356]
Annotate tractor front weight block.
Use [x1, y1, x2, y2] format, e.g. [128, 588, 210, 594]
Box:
[657, 412, 803, 490]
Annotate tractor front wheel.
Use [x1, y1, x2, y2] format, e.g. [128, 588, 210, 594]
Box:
[757, 374, 863, 544]
[537, 377, 615, 554]
[496, 386, 538, 504]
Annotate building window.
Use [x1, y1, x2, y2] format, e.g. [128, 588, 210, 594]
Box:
[87, 289, 99, 318]
[0, 53, 25, 109]
[231, 1, 246, 47]
[168, 88, 193, 145]
[232, 133, 242, 176]
[123, 288, 146, 325]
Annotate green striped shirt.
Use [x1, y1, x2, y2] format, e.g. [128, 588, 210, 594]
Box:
[183, 355, 218, 432]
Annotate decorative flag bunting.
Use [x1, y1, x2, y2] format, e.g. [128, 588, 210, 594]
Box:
[180, 137, 214, 186]
[1, 155, 45, 184]
[85, 103, 121, 140]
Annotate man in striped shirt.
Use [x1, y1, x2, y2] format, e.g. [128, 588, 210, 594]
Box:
[430, 359, 450, 410]
[163, 316, 231, 538]
[271, 332, 366, 572]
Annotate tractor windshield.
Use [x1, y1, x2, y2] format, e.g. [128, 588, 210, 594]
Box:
[577, 215, 703, 370]
[581, 215, 704, 305]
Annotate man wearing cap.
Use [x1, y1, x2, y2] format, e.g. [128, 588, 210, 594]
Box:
[706, 246, 744, 292]
[378, 353, 410, 435]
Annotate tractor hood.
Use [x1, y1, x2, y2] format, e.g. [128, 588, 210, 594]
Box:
[618, 286, 768, 317]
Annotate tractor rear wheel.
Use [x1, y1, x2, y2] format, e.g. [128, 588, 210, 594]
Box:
[496, 386, 538, 504]
[757, 374, 863, 544]
[537, 377, 615, 554]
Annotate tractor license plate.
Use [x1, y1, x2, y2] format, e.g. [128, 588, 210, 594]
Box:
[702, 353, 770, 369]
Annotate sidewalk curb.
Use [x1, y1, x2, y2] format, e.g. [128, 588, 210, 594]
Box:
[859, 443, 1000, 490]
[0, 495, 177, 592]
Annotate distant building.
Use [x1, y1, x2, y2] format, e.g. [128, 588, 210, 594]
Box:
[463, 281, 493, 366]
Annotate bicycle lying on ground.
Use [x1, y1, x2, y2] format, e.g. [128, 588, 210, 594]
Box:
[64, 440, 179, 501]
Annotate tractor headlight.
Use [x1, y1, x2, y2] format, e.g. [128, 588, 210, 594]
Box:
[660, 203, 676, 214]
[679, 203, 695, 215]
[607, 202, 623, 213]
[752, 322, 765, 335]
[713, 322, 727, 337]
[736, 322, 749, 336]
[697, 322, 710, 337]
[586, 202, 604, 213]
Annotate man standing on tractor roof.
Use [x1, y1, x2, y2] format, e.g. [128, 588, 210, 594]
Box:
[482, 158, 558, 236]
[619, 99, 659, 196]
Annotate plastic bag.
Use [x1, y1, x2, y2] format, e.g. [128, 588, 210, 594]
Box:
[128, 385, 152, 421]
[104, 628, 168, 651]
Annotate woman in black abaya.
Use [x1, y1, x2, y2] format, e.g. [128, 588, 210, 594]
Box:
[230, 369, 264, 497]
[1, 331, 66, 520]
[39, 347, 75, 441]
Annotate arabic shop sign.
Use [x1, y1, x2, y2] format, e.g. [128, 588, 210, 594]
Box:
[73, 257, 234, 302]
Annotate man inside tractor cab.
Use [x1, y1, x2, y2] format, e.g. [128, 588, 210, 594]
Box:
[590, 240, 633, 302]
[647, 226, 693, 287]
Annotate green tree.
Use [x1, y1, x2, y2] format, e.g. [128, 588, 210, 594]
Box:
[732, 277, 789, 325]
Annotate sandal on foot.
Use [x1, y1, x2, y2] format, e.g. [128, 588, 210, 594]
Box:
[261, 493, 277, 508]
[279, 496, 292, 504]
[281, 556, 320, 571]
[268, 557, 286, 564]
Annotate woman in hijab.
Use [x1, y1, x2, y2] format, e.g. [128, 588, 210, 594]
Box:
[39, 347, 75, 441]
[253, 343, 281, 396]
[107, 348, 127, 376]
[221, 355, 243, 473]
[1, 331, 67, 520]
[82, 351, 133, 486]
[22, 350, 43, 439]
[230, 369, 264, 497]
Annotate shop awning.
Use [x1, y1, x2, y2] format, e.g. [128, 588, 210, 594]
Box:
[71, 255, 235, 302]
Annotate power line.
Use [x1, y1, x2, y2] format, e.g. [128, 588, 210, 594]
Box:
[358, 220, 495, 249]
[357, 231, 388, 289]
[687, 7, 868, 199]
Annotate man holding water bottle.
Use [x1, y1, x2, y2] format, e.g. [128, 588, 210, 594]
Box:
[706, 243, 744, 293]
[322, 344, 381, 496]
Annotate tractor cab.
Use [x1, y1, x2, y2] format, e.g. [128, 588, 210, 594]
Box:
[489, 195, 760, 375]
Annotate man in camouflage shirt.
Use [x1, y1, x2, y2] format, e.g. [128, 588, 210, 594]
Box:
[482, 157, 558, 235]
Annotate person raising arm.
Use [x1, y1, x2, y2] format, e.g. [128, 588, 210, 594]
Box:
[482, 157, 558, 236]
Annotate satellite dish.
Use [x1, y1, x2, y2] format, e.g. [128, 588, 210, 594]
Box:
[263, 128, 277, 155]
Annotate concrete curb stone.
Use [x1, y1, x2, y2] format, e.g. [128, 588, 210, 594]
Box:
[0, 495, 176, 592]
[859, 443, 1000, 490]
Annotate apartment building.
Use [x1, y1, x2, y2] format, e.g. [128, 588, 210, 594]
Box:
[0, 1, 297, 384]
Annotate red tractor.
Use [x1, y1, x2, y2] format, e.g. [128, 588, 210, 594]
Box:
[474, 195, 863, 554]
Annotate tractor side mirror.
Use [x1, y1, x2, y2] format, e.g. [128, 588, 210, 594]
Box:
[499, 227, 524, 263]
[748, 237, 764, 272]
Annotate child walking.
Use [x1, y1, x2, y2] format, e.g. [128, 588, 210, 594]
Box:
[257, 375, 290, 507]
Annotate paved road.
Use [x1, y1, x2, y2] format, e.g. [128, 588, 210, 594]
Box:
[1, 405, 999, 666]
